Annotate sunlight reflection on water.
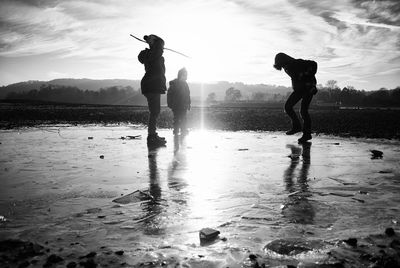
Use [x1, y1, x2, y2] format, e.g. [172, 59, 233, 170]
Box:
[0, 126, 400, 266]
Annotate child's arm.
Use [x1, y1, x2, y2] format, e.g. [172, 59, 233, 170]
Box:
[147, 44, 163, 61]
[185, 83, 191, 110]
[137, 45, 163, 64]
[138, 49, 147, 64]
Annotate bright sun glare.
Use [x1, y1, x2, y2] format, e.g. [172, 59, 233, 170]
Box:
[159, 1, 257, 84]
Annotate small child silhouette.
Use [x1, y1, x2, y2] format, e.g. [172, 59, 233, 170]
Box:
[167, 68, 191, 136]
[138, 34, 167, 146]
[274, 52, 318, 143]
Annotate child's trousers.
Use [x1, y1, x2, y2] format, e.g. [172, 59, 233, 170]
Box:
[173, 109, 188, 135]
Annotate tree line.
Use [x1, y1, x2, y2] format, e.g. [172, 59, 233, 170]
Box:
[6, 84, 142, 105]
[314, 81, 400, 107]
[208, 80, 400, 107]
[5, 81, 400, 107]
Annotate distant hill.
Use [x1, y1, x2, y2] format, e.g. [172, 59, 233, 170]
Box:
[48, 78, 142, 92]
[2, 78, 399, 107]
[0, 78, 292, 100]
[188, 81, 292, 100]
[0, 79, 141, 99]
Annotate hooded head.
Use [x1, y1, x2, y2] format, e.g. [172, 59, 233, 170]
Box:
[178, 67, 187, 81]
[143, 34, 164, 49]
[274, 52, 294, 70]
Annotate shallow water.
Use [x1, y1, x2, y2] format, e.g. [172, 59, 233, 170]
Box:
[0, 125, 399, 267]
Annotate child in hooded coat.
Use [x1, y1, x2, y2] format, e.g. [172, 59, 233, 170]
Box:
[138, 34, 167, 146]
[274, 52, 318, 143]
[167, 68, 191, 136]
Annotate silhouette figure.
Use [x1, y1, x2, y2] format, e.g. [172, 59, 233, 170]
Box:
[138, 34, 167, 147]
[274, 53, 318, 143]
[167, 68, 191, 136]
[282, 142, 314, 224]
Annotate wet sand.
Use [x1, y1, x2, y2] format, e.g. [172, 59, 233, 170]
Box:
[0, 125, 399, 267]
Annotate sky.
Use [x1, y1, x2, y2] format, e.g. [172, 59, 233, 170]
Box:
[0, 0, 400, 91]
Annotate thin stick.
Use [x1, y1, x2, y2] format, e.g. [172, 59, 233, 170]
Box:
[130, 34, 147, 44]
[130, 34, 190, 58]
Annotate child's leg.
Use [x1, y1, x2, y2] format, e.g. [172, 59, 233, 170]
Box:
[284, 92, 302, 134]
[298, 93, 314, 143]
[173, 111, 180, 135]
[145, 94, 161, 136]
[300, 93, 314, 135]
[181, 110, 188, 135]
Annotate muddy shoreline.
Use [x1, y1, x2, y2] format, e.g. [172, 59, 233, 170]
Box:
[1, 229, 399, 267]
[1, 125, 399, 267]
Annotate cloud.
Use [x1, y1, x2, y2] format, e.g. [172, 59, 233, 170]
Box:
[284, 0, 400, 88]
[332, 11, 400, 30]
[0, 0, 399, 90]
[372, 67, 400, 76]
[47, 70, 69, 79]
[0, 0, 82, 56]
[13, 0, 61, 8]
[351, 0, 400, 26]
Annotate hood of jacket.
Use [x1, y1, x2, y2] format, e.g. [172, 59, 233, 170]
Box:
[274, 52, 295, 70]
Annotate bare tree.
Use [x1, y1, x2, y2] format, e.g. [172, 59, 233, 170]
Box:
[225, 87, 242, 102]
[326, 80, 339, 89]
[206, 92, 217, 103]
[251, 92, 267, 101]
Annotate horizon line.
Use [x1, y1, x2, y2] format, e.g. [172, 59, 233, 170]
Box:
[1, 77, 399, 91]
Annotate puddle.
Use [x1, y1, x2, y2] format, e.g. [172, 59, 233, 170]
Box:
[0, 126, 399, 267]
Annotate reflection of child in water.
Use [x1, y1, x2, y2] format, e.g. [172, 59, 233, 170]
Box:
[274, 53, 318, 143]
[167, 68, 191, 136]
[282, 143, 314, 224]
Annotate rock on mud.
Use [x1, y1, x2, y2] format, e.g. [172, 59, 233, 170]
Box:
[0, 239, 45, 266]
[264, 238, 326, 256]
[199, 228, 220, 243]
[43, 254, 63, 267]
[385, 227, 395, 237]
[114, 250, 124, 256]
[370, 149, 383, 159]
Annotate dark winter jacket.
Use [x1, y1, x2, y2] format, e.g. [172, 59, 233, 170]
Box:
[138, 41, 166, 94]
[167, 79, 191, 111]
[275, 53, 317, 94]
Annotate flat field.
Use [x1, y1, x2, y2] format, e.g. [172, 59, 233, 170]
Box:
[1, 102, 399, 139]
